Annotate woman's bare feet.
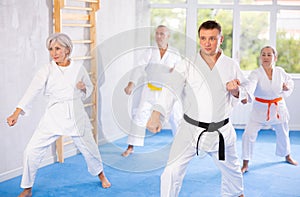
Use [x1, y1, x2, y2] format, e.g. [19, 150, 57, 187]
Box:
[286, 155, 298, 166]
[241, 160, 249, 174]
[98, 171, 111, 188]
[18, 188, 32, 197]
[121, 145, 134, 157]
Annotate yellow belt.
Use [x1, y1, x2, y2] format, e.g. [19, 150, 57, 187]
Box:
[147, 83, 162, 91]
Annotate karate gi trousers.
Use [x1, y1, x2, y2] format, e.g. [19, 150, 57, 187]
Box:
[242, 120, 291, 160]
[20, 129, 103, 188]
[160, 121, 244, 197]
[127, 87, 181, 146]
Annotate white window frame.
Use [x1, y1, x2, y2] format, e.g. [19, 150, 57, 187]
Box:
[148, 0, 300, 75]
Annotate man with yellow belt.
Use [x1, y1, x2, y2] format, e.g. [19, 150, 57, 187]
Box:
[122, 25, 182, 157]
[241, 46, 298, 173]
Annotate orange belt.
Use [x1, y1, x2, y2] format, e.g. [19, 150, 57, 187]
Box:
[147, 83, 162, 91]
[255, 97, 282, 121]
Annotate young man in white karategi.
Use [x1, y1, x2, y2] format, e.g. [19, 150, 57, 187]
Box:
[147, 20, 247, 197]
[241, 46, 298, 173]
[122, 25, 182, 157]
[7, 33, 111, 197]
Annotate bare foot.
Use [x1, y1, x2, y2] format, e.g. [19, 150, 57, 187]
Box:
[121, 145, 134, 157]
[241, 160, 249, 174]
[241, 166, 248, 174]
[286, 155, 298, 166]
[98, 172, 111, 188]
[18, 188, 32, 197]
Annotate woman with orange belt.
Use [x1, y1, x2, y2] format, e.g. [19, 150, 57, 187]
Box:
[241, 46, 298, 173]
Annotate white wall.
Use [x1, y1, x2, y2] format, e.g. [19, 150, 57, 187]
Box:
[286, 77, 300, 130]
[96, 0, 143, 144]
[0, 0, 53, 181]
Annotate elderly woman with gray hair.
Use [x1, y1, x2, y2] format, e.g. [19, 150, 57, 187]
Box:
[7, 33, 111, 197]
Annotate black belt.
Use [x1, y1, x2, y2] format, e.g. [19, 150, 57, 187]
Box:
[183, 114, 229, 161]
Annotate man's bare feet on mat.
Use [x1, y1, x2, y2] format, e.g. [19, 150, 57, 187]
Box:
[241, 160, 249, 174]
[121, 145, 134, 157]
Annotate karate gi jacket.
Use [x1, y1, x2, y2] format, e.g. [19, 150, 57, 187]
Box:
[17, 60, 93, 136]
[247, 65, 294, 124]
[152, 51, 250, 149]
[153, 51, 249, 123]
[129, 45, 181, 87]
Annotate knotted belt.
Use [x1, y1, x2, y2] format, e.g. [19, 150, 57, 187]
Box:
[255, 97, 282, 121]
[147, 83, 162, 91]
[183, 114, 229, 161]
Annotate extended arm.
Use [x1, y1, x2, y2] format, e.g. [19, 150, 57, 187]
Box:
[146, 110, 162, 133]
[7, 108, 23, 126]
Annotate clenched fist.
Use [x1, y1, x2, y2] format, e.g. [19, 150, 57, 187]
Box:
[226, 79, 240, 98]
[146, 111, 162, 133]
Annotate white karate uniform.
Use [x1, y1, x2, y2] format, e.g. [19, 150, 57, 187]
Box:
[127, 46, 182, 146]
[17, 60, 103, 188]
[153, 52, 247, 197]
[242, 66, 294, 160]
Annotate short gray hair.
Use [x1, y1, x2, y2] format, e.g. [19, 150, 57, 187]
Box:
[156, 25, 169, 34]
[46, 33, 73, 55]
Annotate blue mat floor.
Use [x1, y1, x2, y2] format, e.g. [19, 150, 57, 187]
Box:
[0, 129, 300, 197]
